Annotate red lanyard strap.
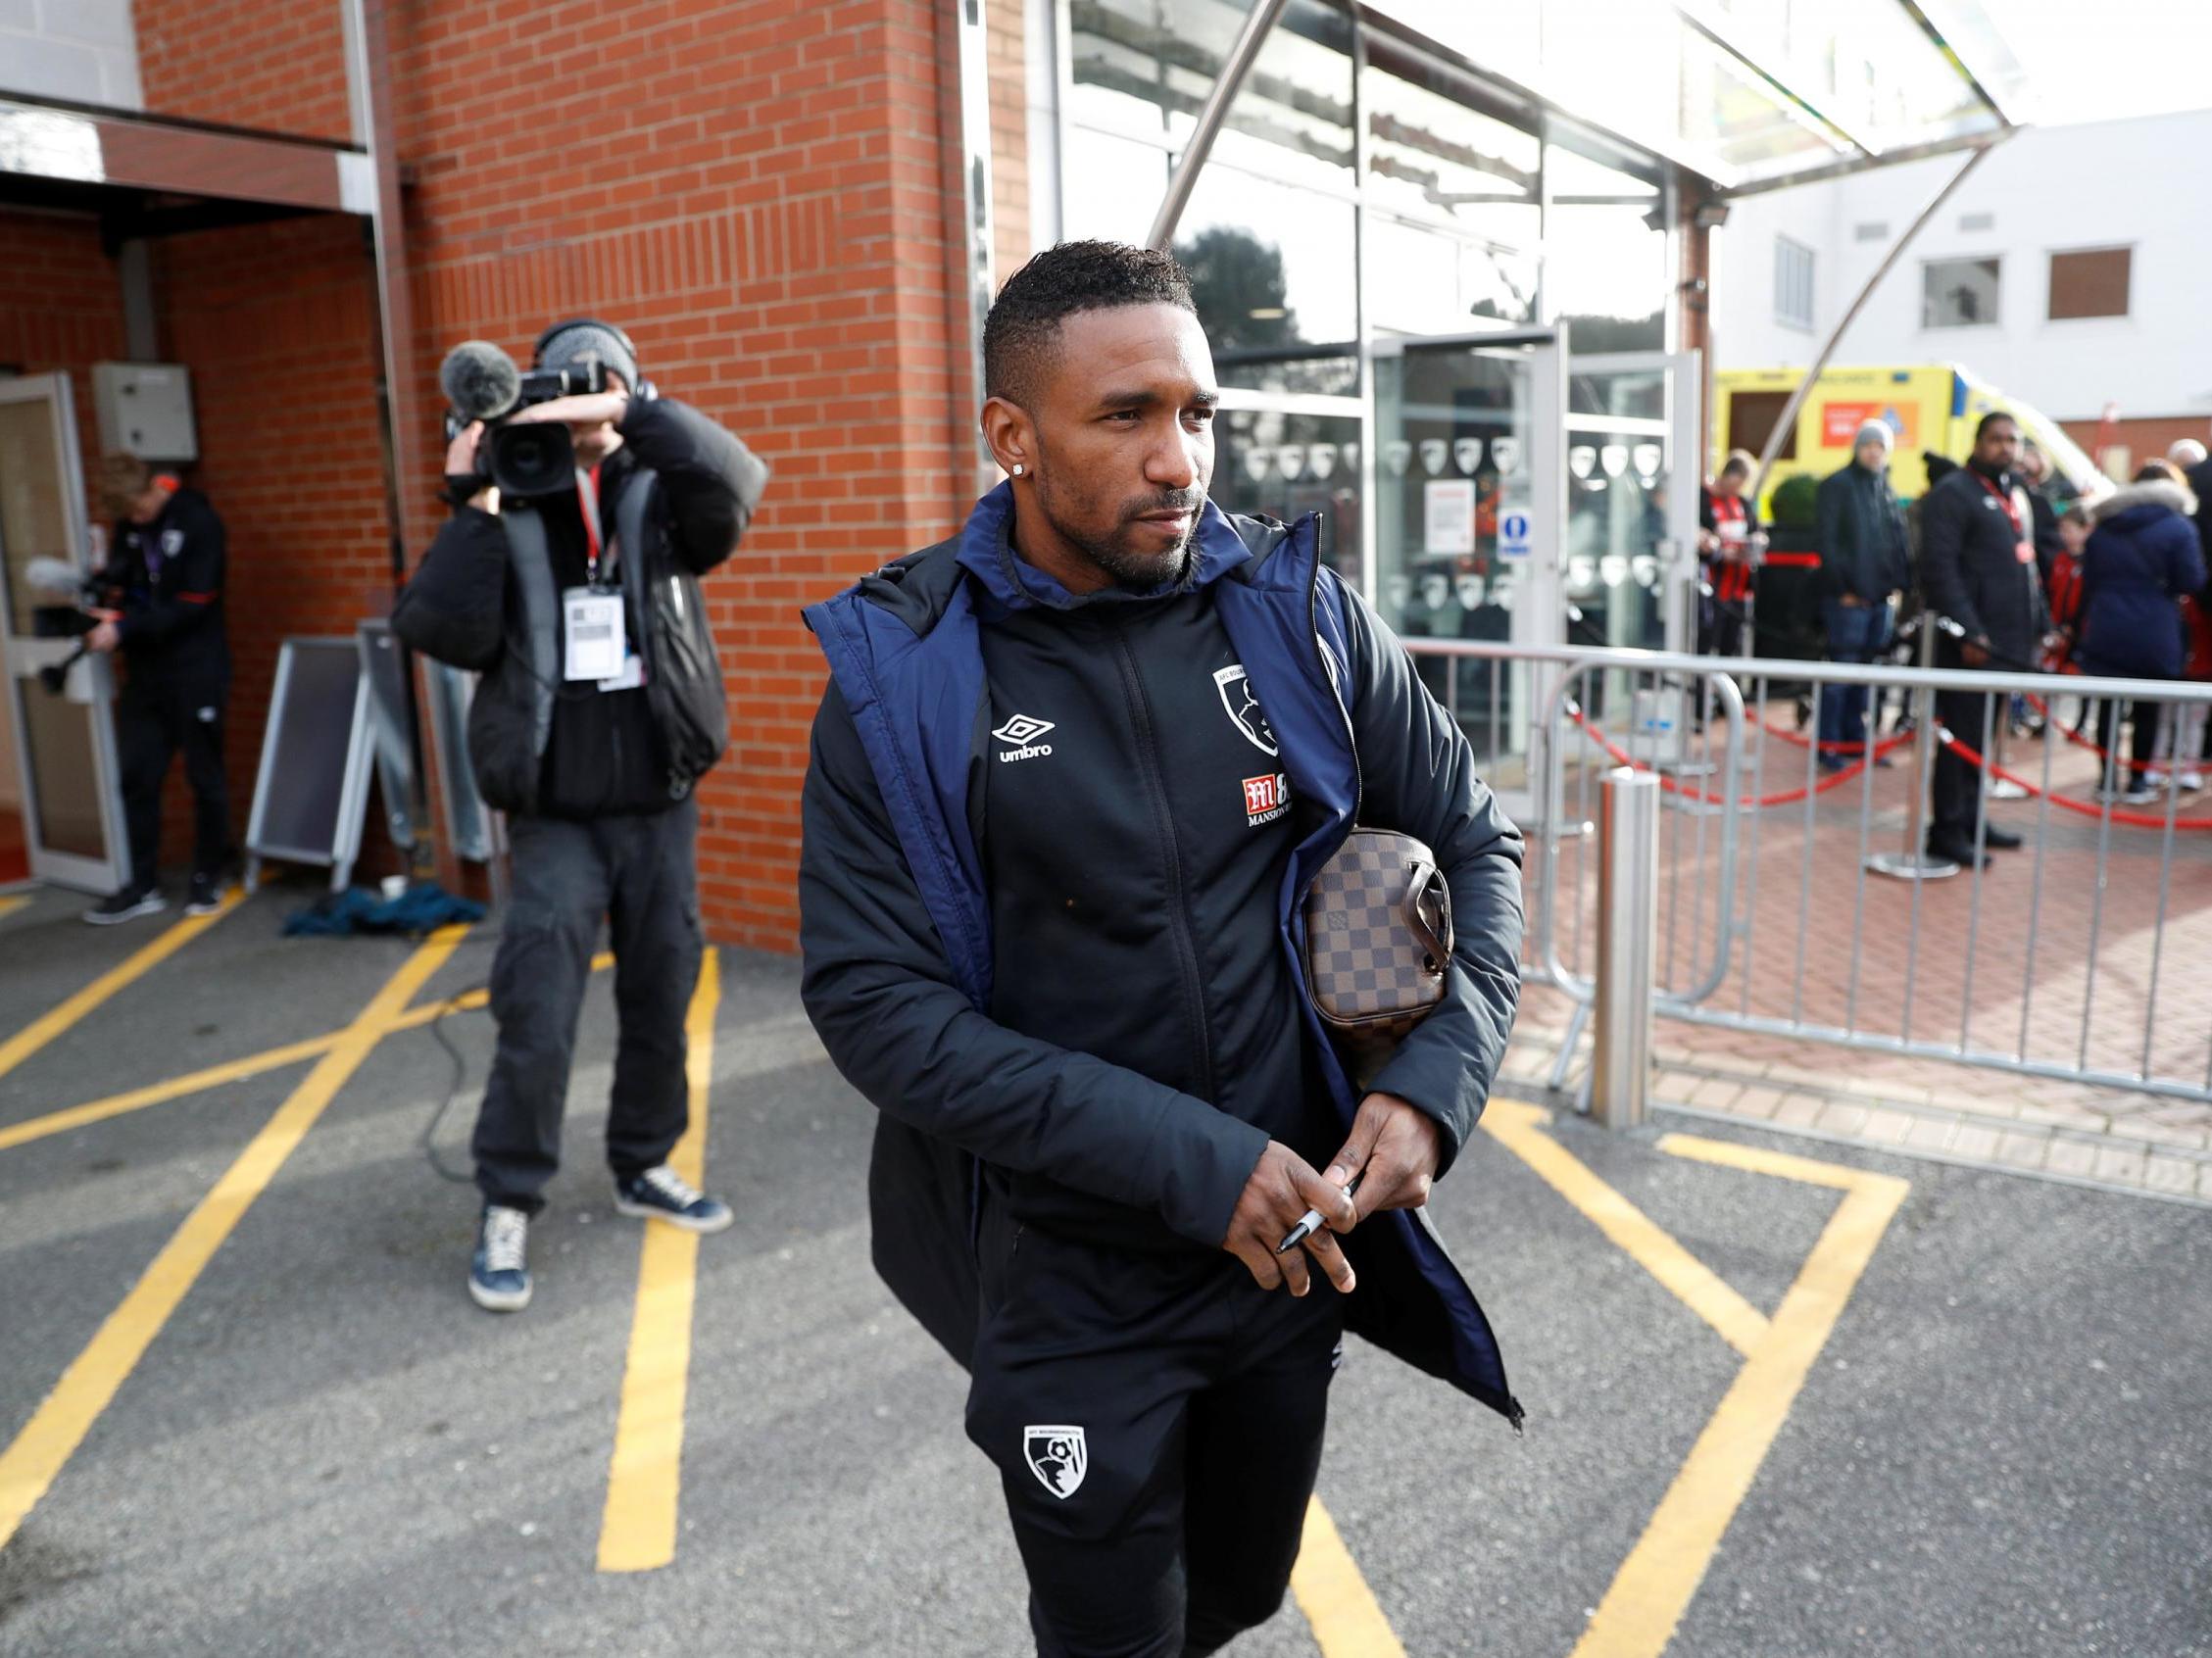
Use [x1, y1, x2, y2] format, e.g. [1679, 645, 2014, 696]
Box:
[576, 463, 612, 583]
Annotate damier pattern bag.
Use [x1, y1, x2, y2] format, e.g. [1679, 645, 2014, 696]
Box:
[1303, 828, 1453, 1063]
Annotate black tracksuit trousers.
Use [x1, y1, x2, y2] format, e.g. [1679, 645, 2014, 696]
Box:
[471, 799, 703, 1213]
[966, 1194, 1345, 1658]
[117, 681, 229, 888]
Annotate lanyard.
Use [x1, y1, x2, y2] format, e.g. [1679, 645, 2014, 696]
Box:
[575, 463, 614, 585]
[1973, 469, 2022, 537]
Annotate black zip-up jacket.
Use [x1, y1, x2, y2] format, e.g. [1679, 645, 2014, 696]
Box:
[1813, 462, 1909, 604]
[392, 395, 768, 816]
[1917, 461, 2044, 666]
[800, 510, 1525, 1262]
[98, 487, 229, 698]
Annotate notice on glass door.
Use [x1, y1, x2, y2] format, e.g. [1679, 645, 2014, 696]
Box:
[1423, 478, 1476, 556]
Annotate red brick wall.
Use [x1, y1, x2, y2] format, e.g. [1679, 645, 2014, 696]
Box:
[130, 0, 353, 142]
[0, 211, 126, 513]
[2059, 416, 2212, 482]
[378, 0, 971, 949]
[150, 216, 395, 869]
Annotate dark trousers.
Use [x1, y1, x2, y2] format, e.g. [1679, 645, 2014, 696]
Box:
[472, 798, 702, 1214]
[967, 1201, 1343, 1658]
[2091, 697, 2162, 788]
[117, 684, 229, 890]
[1931, 685, 1993, 841]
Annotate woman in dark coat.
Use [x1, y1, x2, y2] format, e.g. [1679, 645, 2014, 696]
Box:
[2072, 462, 2207, 800]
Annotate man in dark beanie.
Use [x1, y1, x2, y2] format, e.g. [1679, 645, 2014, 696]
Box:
[394, 318, 769, 1312]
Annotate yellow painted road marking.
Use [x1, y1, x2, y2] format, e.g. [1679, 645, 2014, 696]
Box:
[597, 949, 719, 1573]
[1570, 1142, 1909, 1658]
[1293, 1496, 1407, 1657]
[0, 924, 467, 1552]
[0, 895, 29, 923]
[1482, 1099, 1771, 1357]
[0, 889, 243, 1084]
[0, 952, 614, 1155]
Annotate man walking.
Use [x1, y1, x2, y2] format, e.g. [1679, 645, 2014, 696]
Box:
[798, 242, 1523, 1656]
[394, 318, 769, 1310]
[1812, 419, 1909, 771]
[1917, 411, 2040, 865]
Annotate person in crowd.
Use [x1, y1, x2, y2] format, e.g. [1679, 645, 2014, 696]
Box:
[2018, 442, 2066, 588]
[2166, 438, 2207, 471]
[1812, 419, 1909, 770]
[81, 455, 233, 923]
[393, 318, 770, 1312]
[2073, 460, 2205, 803]
[798, 241, 1524, 1658]
[1916, 412, 2042, 864]
[1697, 450, 1760, 658]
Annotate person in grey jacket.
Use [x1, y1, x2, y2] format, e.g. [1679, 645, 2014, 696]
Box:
[1812, 419, 1910, 770]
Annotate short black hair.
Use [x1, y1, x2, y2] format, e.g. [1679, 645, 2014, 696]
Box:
[983, 240, 1197, 410]
[1975, 410, 2017, 441]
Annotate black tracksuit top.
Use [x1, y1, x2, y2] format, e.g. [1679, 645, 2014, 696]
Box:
[974, 572, 1330, 1247]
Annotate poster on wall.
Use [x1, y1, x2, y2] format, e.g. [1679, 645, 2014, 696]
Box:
[1423, 478, 1477, 556]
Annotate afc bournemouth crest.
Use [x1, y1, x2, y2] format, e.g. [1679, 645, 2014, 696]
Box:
[1212, 664, 1278, 757]
[1024, 1425, 1087, 1499]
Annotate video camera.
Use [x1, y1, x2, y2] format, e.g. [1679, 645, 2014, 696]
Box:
[25, 556, 101, 694]
[439, 341, 608, 498]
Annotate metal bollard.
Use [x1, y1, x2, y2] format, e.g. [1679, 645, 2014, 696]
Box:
[1867, 612, 1960, 881]
[1591, 766, 1658, 1128]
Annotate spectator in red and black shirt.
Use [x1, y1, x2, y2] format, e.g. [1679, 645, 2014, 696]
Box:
[1697, 449, 1760, 658]
[81, 453, 232, 924]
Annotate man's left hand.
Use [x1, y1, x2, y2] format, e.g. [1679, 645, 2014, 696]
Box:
[1320, 1092, 1444, 1226]
[508, 389, 628, 430]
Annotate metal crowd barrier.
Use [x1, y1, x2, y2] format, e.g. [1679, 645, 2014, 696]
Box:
[1402, 634, 2212, 1110]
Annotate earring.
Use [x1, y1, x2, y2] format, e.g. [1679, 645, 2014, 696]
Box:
[1012, 463, 1025, 477]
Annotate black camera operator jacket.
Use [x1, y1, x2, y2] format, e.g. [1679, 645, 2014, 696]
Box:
[99, 486, 230, 699]
[392, 396, 768, 817]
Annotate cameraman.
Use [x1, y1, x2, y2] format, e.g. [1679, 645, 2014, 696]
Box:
[393, 319, 769, 1313]
[82, 454, 233, 925]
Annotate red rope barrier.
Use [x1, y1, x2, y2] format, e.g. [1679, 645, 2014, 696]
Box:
[1566, 705, 1909, 808]
[1935, 727, 2212, 830]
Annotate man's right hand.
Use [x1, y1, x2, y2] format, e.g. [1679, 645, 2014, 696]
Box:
[1221, 1141, 1357, 1298]
[443, 421, 497, 512]
[1961, 638, 1991, 668]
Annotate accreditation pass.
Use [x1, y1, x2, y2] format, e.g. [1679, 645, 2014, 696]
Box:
[563, 587, 626, 682]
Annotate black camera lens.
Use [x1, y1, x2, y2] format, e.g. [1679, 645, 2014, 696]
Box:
[488, 422, 575, 497]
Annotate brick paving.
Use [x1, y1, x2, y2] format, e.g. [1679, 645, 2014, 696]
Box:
[1505, 704, 2212, 1203]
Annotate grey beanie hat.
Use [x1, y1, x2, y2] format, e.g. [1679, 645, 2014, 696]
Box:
[1853, 417, 1894, 454]
[539, 320, 638, 391]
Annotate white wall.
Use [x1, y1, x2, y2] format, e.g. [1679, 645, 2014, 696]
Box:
[0, 0, 141, 110]
[1709, 110, 2212, 426]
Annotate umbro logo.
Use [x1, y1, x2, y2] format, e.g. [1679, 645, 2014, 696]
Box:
[994, 712, 1056, 763]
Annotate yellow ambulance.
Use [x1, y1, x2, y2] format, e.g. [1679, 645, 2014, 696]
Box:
[1713, 363, 2103, 514]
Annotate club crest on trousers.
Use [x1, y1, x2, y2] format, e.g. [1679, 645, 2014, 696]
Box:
[1024, 1426, 1087, 1499]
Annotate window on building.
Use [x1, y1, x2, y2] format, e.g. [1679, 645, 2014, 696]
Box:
[2048, 247, 2131, 320]
[1774, 235, 1814, 330]
[1923, 257, 1999, 327]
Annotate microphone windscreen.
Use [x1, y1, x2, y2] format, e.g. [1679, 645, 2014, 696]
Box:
[25, 556, 83, 595]
[439, 341, 521, 421]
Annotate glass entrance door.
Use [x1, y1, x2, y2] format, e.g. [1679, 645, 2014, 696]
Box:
[0, 374, 129, 893]
[1563, 350, 1703, 655]
[1372, 327, 1566, 817]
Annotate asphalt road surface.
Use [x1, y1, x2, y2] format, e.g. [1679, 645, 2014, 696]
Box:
[0, 886, 2205, 1656]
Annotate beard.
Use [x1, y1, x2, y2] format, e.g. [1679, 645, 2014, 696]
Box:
[1041, 479, 1206, 590]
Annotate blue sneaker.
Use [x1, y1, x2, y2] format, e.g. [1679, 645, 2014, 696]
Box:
[468, 1205, 532, 1312]
[614, 1166, 733, 1234]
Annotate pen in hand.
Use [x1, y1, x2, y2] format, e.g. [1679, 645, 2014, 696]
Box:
[1276, 1170, 1364, 1255]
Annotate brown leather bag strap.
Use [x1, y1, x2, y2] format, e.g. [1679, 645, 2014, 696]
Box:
[1401, 858, 1452, 973]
